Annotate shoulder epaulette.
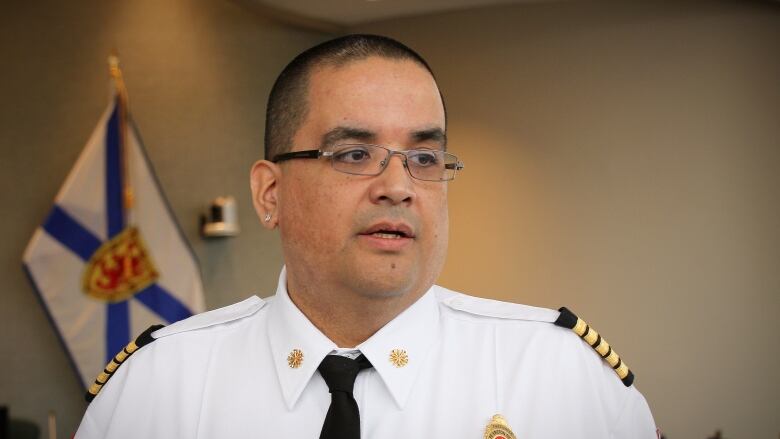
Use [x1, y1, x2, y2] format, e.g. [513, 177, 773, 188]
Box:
[85, 324, 164, 402]
[554, 307, 634, 387]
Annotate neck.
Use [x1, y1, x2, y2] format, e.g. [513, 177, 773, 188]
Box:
[285, 275, 425, 348]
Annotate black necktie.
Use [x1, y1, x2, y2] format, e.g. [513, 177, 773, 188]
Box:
[318, 354, 373, 439]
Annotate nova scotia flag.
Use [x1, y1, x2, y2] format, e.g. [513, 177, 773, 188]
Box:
[22, 87, 205, 388]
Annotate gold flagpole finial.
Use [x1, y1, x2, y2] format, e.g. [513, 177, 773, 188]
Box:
[108, 50, 122, 80]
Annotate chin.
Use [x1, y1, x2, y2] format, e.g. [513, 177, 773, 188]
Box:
[347, 264, 420, 299]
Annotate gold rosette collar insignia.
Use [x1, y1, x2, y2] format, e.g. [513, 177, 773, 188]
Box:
[483, 414, 517, 439]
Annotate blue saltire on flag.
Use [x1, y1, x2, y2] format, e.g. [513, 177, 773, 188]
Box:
[23, 96, 205, 388]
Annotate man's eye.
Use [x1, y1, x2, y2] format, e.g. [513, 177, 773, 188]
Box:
[333, 148, 371, 163]
[408, 151, 440, 167]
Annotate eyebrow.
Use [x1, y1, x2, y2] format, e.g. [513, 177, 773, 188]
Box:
[321, 127, 376, 147]
[320, 125, 448, 149]
[412, 127, 447, 149]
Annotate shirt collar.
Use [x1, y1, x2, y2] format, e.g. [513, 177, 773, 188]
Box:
[267, 267, 338, 410]
[267, 267, 441, 410]
[356, 283, 440, 409]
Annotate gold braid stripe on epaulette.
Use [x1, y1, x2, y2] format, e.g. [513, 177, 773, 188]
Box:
[85, 324, 164, 402]
[554, 307, 634, 387]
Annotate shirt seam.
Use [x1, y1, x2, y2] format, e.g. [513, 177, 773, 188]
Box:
[441, 309, 553, 327]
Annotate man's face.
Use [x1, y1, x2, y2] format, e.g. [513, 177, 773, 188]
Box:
[277, 56, 448, 300]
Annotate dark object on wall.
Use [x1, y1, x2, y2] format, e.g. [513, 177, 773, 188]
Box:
[1, 406, 6, 439]
[0, 407, 40, 439]
[8, 420, 39, 439]
[201, 196, 240, 238]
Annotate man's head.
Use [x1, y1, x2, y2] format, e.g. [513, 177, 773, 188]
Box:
[264, 34, 445, 161]
[251, 34, 453, 306]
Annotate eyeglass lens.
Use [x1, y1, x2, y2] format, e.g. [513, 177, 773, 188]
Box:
[329, 144, 459, 181]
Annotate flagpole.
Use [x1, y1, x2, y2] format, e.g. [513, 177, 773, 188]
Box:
[107, 53, 134, 220]
[108, 54, 136, 280]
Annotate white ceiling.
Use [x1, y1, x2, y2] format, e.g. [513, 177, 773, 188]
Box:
[255, 0, 545, 27]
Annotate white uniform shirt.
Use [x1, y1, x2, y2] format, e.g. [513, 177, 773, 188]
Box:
[76, 268, 657, 438]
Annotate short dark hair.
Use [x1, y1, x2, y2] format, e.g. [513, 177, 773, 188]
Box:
[264, 34, 445, 160]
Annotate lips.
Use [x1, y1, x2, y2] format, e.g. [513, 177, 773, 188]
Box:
[359, 222, 415, 239]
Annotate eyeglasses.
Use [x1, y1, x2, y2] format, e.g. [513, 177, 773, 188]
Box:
[271, 144, 465, 182]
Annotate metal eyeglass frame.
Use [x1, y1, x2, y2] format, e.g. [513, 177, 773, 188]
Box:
[271, 144, 465, 182]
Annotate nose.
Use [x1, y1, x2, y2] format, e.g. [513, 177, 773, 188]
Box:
[368, 153, 415, 206]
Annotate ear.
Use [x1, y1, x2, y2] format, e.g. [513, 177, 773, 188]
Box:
[249, 159, 280, 229]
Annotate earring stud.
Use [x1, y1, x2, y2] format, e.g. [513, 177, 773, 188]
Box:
[264, 213, 271, 222]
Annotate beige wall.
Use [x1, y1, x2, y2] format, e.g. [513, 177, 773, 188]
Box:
[0, 0, 326, 434]
[355, 1, 780, 438]
[1, 0, 778, 438]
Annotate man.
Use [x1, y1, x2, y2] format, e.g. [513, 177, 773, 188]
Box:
[75, 35, 657, 438]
